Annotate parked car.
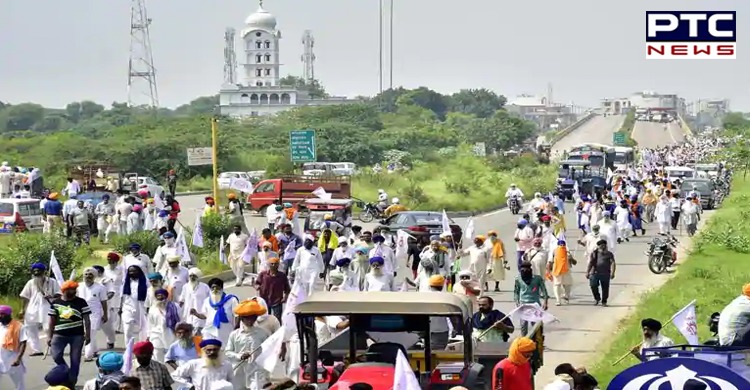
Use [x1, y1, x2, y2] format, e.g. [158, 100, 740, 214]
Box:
[77, 191, 119, 207]
[376, 211, 462, 249]
[0, 198, 44, 233]
[218, 172, 252, 190]
[681, 178, 717, 209]
[128, 176, 164, 198]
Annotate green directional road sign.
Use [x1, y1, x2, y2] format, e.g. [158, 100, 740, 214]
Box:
[613, 132, 627, 146]
[289, 129, 317, 162]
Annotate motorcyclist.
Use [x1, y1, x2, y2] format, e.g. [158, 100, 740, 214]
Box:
[384, 197, 408, 217]
[505, 184, 524, 208]
[377, 189, 388, 211]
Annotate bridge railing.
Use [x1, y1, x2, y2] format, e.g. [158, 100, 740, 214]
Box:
[677, 115, 695, 137]
[549, 112, 597, 145]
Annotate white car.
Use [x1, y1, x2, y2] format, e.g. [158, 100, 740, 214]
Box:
[0, 198, 44, 233]
[135, 177, 165, 198]
[218, 172, 251, 190]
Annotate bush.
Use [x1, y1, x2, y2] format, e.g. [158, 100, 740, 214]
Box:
[353, 149, 557, 211]
[195, 213, 234, 251]
[110, 231, 161, 258]
[0, 233, 84, 295]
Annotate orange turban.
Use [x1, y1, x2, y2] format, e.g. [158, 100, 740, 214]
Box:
[742, 283, 750, 297]
[61, 280, 79, 291]
[234, 299, 267, 317]
[48, 192, 60, 200]
[266, 257, 280, 264]
[227, 193, 237, 200]
[507, 337, 536, 365]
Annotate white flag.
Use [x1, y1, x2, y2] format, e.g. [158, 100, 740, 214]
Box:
[312, 186, 332, 201]
[255, 327, 286, 373]
[393, 349, 421, 390]
[441, 210, 451, 234]
[511, 303, 559, 324]
[176, 227, 192, 265]
[671, 299, 699, 345]
[399, 281, 408, 292]
[241, 229, 259, 264]
[395, 229, 411, 259]
[153, 193, 165, 210]
[573, 180, 579, 196]
[219, 235, 227, 264]
[49, 250, 64, 285]
[464, 218, 475, 240]
[192, 215, 204, 248]
[69, 269, 76, 281]
[281, 283, 308, 333]
[229, 178, 254, 193]
[122, 337, 135, 374]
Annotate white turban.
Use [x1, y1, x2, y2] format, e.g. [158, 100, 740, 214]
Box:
[188, 268, 203, 277]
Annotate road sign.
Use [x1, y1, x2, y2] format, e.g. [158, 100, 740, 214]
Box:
[289, 129, 316, 162]
[473, 142, 486, 157]
[613, 132, 627, 146]
[187, 147, 213, 166]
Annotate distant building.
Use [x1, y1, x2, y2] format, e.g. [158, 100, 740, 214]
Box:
[506, 94, 582, 130]
[219, 2, 358, 117]
[602, 91, 685, 116]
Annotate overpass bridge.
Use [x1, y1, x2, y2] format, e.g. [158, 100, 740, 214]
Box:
[551, 114, 626, 155]
[631, 120, 685, 148]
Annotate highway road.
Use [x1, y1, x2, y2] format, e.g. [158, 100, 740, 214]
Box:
[16, 192, 706, 388]
[631, 120, 686, 148]
[552, 114, 626, 155]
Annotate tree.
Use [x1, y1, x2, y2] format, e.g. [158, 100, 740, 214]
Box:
[449, 89, 507, 118]
[395, 87, 450, 120]
[174, 95, 219, 116]
[65, 101, 104, 123]
[723, 112, 750, 134]
[2, 103, 45, 131]
[33, 114, 71, 132]
[279, 75, 328, 99]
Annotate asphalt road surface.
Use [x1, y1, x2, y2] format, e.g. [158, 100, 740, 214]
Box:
[631, 120, 686, 148]
[552, 114, 626, 155]
[17, 192, 705, 388]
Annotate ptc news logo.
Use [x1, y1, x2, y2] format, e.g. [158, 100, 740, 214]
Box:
[646, 11, 736, 59]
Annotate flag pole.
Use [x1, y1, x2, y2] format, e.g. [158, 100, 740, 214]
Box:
[611, 300, 696, 366]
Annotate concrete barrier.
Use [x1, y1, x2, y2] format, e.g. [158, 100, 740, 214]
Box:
[677, 115, 695, 137]
[549, 112, 596, 145]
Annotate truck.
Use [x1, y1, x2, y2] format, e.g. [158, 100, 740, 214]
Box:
[568, 143, 615, 171]
[246, 175, 352, 216]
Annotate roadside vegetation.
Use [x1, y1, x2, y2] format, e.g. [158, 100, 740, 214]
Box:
[613, 110, 637, 147]
[589, 123, 749, 385]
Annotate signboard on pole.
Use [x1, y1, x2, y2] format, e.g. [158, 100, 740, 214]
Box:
[187, 147, 213, 166]
[289, 129, 316, 163]
[613, 132, 627, 146]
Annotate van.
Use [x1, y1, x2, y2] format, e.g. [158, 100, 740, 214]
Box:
[0, 198, 44, 233]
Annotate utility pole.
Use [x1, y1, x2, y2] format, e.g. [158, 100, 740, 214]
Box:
[378, 0, 384, 97]
[389, 0, 394, 89]
[127, 0, 159, 108]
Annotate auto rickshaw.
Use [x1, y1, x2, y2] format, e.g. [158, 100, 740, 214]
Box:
[302, 198, 353, 239]
[292, 292, 544, 390]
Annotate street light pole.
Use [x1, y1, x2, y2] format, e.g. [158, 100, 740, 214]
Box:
[389, 0, 393, 90]
[378, 0, 383, 96]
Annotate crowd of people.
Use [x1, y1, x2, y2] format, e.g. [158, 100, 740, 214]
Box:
[0, 133, 739, 390]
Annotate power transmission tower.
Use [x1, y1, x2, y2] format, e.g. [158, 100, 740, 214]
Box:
[127, 0, 159, 108]
[301, 30, 316, 84]
[224, 28, 237, 85]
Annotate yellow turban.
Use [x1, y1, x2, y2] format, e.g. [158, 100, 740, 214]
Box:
[507, 336, 536, 365]
[475, 235, 486, 242]
[742, 283, 750, 297]
[233, 299, 267, 317]
[428, 275, 445, 287]
[487, 230, 498, 236]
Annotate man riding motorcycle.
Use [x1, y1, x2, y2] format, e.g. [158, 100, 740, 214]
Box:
[505, 184, 524, 208]
[377, 189, 389, 212]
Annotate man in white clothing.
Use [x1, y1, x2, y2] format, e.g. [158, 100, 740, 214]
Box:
[171, 339, 234, 390]
[124, 243, 153, 276]
[193, 278, 239, 344]
[654, 196, 672, 235]
[101, 253, 124, 348]
[225, 299, 271, 389]
[291, 234, 325, 294]
[458, 236, 490, 295]
[119, 265, 149, 345]
[78, 267, 109, 361]
[19, 262, 61, 355]
[179, 268, 210, 335]
[505, 183, 524, 208]
[0, 305, 28, 390]
[225, 225, 249, 286]
[369, 234, 396, 277]
[164, 256, 190, 299]
[153, 231, 179, 274]
[63, 177, 81, 197]
[94, 194, 116, 244]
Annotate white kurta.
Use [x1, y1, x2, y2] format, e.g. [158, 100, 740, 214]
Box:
[369, 244, 396, 275]
[200, 295, 239, 342]
[291, 248, 325, 293]
[77, 282, 107, 329]
[225, 326, 270, 389]
[0, 322, 28, 389]
[154, 244, 179, 274]
[462, 246, 490, 285]
[171, 359, 234, 390]
[124, 253, 153, 277]
[147, 303, 177, 350]
[164, 266, 189, 300]
[179, 282, 210, 329]
[19, 277, 60, 324]
[364, 273, 395, 291]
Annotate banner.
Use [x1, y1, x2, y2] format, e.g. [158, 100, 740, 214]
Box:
[670, 299, 699, 345]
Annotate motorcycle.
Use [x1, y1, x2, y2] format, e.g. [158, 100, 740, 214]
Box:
[703, 312, 721, 346]
[646, 234, 679, 274]
[509, 196, 521, 215]
[357, 201, 384, 223]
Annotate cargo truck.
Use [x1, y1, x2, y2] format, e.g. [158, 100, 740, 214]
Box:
[246, 175, 352, 216]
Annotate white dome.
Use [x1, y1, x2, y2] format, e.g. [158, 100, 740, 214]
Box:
[244, 5, 276, 30]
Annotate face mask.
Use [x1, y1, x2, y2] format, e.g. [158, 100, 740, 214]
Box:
[0, 316, 10, 325]
[520, 269, 532, 279]
[165, 238, 175, 246]
[517, 224, 525, 229]
[304, 241, 314, 250]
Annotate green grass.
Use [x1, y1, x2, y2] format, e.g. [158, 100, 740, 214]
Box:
[589, 177, 750, 385]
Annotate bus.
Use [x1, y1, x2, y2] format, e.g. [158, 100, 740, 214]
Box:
[612, 146, 635, 168]
[567, 143, 615, 170]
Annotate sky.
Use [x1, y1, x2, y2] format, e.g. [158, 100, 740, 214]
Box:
[0, 0, 747, 110]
